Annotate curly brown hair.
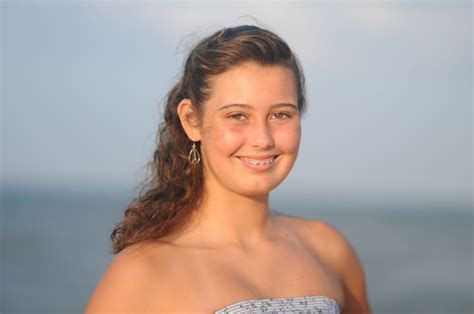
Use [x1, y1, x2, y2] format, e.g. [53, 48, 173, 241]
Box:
[111, 25, 307, 253]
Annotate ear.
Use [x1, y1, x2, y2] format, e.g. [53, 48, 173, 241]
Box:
[177, 99, 201, 142]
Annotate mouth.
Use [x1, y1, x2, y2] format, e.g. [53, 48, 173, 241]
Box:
[236, 155, 281, 170]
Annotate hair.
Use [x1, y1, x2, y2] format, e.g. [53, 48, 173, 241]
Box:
[111, 25, 307, 253]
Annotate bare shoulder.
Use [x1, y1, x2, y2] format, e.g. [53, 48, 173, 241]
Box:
[273, 212, 371, 313]
[84, 242, 182, 313]
[273, 211, 351, 268]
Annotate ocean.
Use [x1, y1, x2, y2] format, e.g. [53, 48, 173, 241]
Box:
[1, 187, 472, 314]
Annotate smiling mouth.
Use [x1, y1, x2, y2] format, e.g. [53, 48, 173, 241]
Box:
[237, 155, 279, 166]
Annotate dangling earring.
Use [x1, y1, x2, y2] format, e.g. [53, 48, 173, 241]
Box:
[188, 142, 201, 165]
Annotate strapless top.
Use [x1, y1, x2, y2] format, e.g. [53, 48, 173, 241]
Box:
[215, 295, 340, 314]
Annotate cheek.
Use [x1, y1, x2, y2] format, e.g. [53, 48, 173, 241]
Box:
[273, 123, 301, 152]
[201, 123, 246, 153]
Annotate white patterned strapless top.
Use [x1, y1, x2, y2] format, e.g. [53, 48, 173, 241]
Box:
[215, 295, 340, 314]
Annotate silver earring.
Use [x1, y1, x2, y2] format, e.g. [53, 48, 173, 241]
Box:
[188, 142, 201, 165]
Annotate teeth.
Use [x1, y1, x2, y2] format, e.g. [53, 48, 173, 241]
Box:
[240, 157, 275, 166]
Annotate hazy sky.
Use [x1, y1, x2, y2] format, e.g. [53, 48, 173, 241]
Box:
[2, 1, 472, 208]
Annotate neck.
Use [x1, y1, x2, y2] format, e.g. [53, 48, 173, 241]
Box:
[185, 186, 273, 248]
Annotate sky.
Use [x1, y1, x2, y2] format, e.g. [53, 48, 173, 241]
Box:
[1, 1, 472, 209]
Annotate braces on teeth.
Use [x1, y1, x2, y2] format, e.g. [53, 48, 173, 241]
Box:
[246, 158, 275, 166]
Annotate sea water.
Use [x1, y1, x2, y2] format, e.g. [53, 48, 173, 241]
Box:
[1, 187, 472, 314]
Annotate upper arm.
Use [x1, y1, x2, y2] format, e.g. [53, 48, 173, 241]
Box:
[309, 220, 371, 314]
[337, 234, 371, 314]
[84, 246, 162, 313]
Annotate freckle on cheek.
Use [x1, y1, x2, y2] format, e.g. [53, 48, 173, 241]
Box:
[203, 125, 243, 141]
[202, 127, 214, 138]
[203, 126, 224, 141]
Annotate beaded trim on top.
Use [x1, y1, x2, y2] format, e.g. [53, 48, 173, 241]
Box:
[215, 295, 340, 314]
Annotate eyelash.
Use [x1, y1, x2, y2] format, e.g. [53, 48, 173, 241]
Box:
[227, 112, 293, 121]
[271, 112, 292, 120]
[227, 112, 247, 121]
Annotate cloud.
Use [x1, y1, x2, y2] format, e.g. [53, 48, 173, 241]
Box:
[88, 2, 326, 64]
[88, 1, 470, 72]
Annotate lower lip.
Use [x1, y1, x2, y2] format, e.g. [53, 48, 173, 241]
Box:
[236, 156, 280, 172]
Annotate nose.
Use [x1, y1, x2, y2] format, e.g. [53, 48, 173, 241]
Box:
[249, 119, 275, 149]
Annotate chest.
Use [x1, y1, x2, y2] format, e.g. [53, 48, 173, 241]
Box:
[180, 243, 345, 312]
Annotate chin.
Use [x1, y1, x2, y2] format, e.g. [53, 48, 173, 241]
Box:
[234, 180, 283, 197]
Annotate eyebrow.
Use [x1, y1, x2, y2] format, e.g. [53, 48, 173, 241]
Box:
[217, 103, 298, 111]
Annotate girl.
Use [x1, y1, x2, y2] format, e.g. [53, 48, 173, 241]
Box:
[85, 25, 370, 314]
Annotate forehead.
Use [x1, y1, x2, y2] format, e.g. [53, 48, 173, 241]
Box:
[204, 62, 297, 110]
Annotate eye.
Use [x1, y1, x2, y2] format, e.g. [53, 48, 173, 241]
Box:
[227, 112, 247, 121]
[270, 112, 292, 120]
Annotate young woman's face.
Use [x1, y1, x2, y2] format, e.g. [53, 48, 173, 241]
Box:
[198, 62, 301, 197]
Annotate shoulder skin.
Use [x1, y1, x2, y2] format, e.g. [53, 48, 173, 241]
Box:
[84, 243, 187, 313]
[277, 213, 371, 314]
